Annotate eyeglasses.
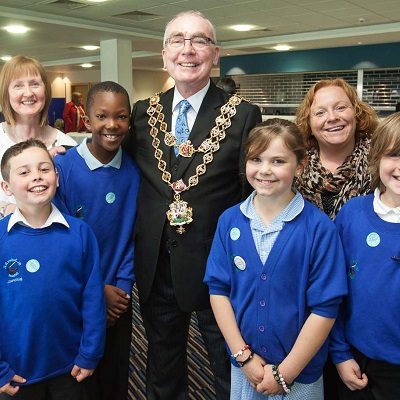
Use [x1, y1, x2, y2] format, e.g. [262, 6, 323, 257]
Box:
[311, 104, 352, 119]
[165, 35, 215, 50]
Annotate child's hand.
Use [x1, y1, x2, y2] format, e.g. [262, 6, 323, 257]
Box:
[104, 285, 130, 321]
[241, 352, 265, 386]
[256, 364, 285, 396]
[71, 365, 94, 382]
[336, 359, 368, 391]
[0, 374, 26, 395]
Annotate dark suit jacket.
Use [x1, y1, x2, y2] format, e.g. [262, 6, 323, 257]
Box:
[126, 82, 261, 312]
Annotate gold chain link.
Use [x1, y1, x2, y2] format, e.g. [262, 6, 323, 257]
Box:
[147, 93, 242, 193]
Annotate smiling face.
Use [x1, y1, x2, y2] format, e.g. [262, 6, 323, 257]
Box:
[8, 74, 46, 119]
[85, 91, 130, 164]
[162, 14, 220, 97]
[1, 146, 57, 211]
[309, 86, 356, 154]
[379, 154, 400, 207]
[246, 136, 300, 205]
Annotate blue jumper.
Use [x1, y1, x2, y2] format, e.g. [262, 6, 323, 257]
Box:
[331, 194, 400, 365]
[0, 214, 105, 387]
[54, 146, 140, 294]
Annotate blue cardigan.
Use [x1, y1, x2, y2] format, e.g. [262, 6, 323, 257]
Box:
[204, 199, 347, 383]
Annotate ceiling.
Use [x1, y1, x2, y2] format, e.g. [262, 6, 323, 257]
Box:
[1, 0, 400, 74]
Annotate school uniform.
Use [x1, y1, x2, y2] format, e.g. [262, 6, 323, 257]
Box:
[205, 191, 347, 398]
[331, 192, 400, 399]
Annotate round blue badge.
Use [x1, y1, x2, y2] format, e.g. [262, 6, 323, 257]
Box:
[366, 232, 380, 247]
[230, 227, 241, 241]
[105, 192, 116, 204]
[26, 259, 40, 273]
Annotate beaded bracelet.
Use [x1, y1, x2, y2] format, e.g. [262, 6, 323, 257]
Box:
[231, 344, 251, 359]
[236, 350, 254, 367]
[271, 364, 292, 394]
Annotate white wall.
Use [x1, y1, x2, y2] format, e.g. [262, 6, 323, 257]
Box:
[132, 69, 173, 103]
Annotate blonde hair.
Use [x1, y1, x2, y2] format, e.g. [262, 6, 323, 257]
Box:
[245, 118, 305, 165]
[369, 112, 400, 192]
[0, 55, 51, 127]
[296, 78, 378, 148]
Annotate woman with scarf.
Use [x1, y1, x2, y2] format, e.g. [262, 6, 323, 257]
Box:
[295, 78, 378, 220]
[295, 78, 378, 399]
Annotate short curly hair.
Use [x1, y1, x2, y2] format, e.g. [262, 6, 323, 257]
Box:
[296, 78, 378, 148]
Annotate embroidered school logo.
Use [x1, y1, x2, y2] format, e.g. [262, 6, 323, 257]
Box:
[348, 260, 359, 279]
[4, 258, 21, 278]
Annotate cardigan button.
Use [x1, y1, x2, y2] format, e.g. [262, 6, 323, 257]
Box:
[260, 273, 267, 281]
[259, 299, 266, 307]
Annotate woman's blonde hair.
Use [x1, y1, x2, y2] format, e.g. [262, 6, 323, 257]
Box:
[245, 118, 305, 165]
[369, 112, 400, 192]
[296, 78, 378, 148]
[0, 55, 51, 127]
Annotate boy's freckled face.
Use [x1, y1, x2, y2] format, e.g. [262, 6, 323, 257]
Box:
[86, 91, 130, 161]
[3, 147, 58, 209]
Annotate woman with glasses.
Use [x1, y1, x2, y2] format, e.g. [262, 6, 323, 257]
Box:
[295, 78, 378, 219]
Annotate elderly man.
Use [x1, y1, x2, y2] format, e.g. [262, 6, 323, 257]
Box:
[125, 10, 261, 399]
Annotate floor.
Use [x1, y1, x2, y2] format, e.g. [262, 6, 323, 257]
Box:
[128, 286, 217, 399]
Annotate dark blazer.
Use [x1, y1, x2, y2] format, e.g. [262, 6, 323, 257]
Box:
[126, 82, 261, 312]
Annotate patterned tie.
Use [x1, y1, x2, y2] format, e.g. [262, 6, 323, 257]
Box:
[175, 99, 191, 156]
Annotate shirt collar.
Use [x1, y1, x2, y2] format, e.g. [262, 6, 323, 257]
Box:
[240, 190, 304, 232]
[76, 138, 122, 170]
[172, 81, 210, 114]
[8, 204, 69, 232]
[373, 188, 400, 215]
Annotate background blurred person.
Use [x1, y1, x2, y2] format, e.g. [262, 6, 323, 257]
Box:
[216, 77, 237, 95]
[63, 91, 86, 133]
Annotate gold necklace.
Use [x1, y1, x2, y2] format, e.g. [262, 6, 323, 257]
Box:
[147, 93, 242, 234]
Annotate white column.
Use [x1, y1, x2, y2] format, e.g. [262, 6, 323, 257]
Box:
[357, 69, 364, 99]
[100, 39, 133, 98]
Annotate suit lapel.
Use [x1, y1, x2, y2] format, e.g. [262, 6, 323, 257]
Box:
[175, 83, 224, 179]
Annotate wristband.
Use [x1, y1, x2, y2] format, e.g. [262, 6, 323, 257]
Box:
[271, 364, 292, 394]
[236, 350, 254, 367]
[231, 344, 250, 359]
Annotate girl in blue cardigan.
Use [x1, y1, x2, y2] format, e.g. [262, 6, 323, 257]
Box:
[331, 112, 400, 399]
[204, 118, 347, 399]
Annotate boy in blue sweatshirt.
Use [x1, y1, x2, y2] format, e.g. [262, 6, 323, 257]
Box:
[0, 139, 105, 399]
[53, 81, 140, 400]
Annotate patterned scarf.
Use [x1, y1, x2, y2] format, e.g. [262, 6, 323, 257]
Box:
[295, 137, 371, 219]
